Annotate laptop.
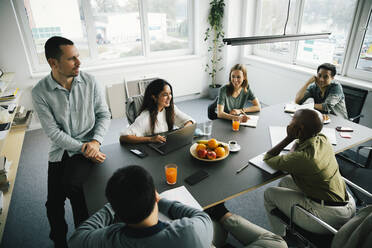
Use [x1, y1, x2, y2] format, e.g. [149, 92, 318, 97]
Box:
[148, 123, 196, 155]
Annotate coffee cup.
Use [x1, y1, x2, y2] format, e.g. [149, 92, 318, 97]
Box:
[229, 140, 239, 150]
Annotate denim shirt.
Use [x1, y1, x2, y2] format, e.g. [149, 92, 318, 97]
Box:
[299, 80, 348, 119]
[32, 71, 111, 162]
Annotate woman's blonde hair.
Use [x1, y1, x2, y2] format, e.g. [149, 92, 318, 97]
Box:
[226, 64, 248, 96]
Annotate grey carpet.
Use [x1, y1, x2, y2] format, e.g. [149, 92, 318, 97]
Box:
[1, 98, 278, 248]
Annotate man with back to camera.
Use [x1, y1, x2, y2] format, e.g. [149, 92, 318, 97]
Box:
[263, 109, 355, 236]
[68, 165, 214, 248]
[295, 63, 348, 119]
[32, 36, 111, 247]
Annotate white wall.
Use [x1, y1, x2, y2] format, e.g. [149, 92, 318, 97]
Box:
[0, 0, 216, 129]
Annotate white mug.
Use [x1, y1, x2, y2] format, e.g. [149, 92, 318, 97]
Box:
[229, 140, 239, 150]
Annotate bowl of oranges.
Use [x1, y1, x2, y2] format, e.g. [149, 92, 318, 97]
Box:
[190, 138, 229, 162]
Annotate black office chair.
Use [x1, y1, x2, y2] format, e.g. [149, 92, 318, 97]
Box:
[342, 84, 368, 123]
[271, 177, 372, 248]
[207, 97, 218, 120]
[338, 84, 371, 168]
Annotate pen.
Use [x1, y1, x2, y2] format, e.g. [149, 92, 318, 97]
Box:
[236, 163, 250, 174]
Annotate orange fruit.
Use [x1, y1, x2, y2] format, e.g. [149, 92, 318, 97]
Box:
[214, 147, 226, 158]
[207, 138, 218, 149]
[196, 143, 207, 152]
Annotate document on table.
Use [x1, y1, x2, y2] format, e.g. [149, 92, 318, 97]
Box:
[249, 153, 281, 174]
[284, 102, 314, 113]
[159, 186, 202, 221]
[269, 126, 337, 150]
[240, 115, 259, 128]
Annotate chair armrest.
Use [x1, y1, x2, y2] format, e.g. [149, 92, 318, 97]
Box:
[357, 146, 372, 152]
[342, 177, 372, 199]
[349, 114, 364, 122]
[290, 204, 338, 234]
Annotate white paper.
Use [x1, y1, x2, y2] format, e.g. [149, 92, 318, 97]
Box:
[321, 127, 337, 145]
[240, 115, 259, 127]
[159, 186, 202, 221]
[269, 126, 337, 151]
[249, 153, 279, 174]
[269, 126, 295, 150]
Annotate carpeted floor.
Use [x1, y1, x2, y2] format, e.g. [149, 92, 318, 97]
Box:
[1, 97, 278, 248]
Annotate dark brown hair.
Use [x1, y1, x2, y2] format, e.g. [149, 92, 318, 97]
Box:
[226, 64, 249, 96]
[141, 79, 175, 134]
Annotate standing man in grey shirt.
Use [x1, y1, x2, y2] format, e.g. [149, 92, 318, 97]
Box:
[32, 36, 111, 248]
[68, 165, 214, 248]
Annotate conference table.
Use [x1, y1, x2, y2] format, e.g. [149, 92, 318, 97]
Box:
[84, 103, 372, 215]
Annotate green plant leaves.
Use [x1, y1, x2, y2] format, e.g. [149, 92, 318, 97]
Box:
[205, 0, 225, 88]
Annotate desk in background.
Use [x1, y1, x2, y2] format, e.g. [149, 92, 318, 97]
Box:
[84, 103, 372, 215]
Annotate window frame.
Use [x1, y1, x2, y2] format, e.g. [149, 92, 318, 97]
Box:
[244, 0, 372, 82]
[12, 0, 195, 73]
[344, 1, 372, 80]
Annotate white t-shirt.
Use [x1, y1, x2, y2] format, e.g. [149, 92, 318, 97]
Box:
[120, 105, 195, 137]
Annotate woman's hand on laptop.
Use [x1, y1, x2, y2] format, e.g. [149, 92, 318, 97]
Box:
[150, 135, 166, 143]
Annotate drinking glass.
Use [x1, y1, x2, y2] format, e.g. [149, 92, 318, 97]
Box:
[232, 119, 240, 131]
[203, 121, 213, 136]
[165, 164, 178, 185]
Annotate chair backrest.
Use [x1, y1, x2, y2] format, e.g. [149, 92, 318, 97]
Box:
[125, 95, 144, 125]
[342, 84, 368, 123]
[207, 97, 218, 120]
[124, 78, 157, 124]
[331, 205, 372, 248]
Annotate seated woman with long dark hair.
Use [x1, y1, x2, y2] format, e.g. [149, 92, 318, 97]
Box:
[120, 79, 194, 144]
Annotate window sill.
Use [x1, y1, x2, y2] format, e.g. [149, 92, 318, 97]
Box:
[30, 54, 202, 79]
[243, 55, 372, 91]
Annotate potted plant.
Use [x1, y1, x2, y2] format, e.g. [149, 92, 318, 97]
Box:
[204, 0, 225, 100]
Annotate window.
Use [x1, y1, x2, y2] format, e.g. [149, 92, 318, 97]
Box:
[147, 0, 190, 52]
[345, 1, 372, 80]
[247, 0, 372, 81]
[14, 0, 193, 72]
[253, 0, 297, 61]
[297, 0, 357, 67]
[356, 9, 372, 72]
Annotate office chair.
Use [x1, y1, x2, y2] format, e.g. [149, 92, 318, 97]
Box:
[125, 95, 144, 124]
[124, 78, 157, 124]
[207, 97, 218, 120]
[270, 177, 372, 248]
[342, 84, 368, 123]
[338, 84, 371, 168]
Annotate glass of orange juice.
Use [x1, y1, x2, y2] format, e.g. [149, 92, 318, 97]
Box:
[232, 118, 240, 131]
[165, 164, 178, 185]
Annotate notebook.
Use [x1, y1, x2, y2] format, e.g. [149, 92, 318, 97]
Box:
[240, 115, 259, 128]
[148, 123, 196, 155]
[159, 186, 202, 221]
[284, 102, 314, 113]
[249, 153, 279, 174]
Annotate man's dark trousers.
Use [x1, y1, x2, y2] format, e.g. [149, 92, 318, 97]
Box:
[46, 152, 93, 244]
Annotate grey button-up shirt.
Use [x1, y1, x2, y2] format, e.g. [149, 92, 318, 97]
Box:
[32, 71, 111, 162]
